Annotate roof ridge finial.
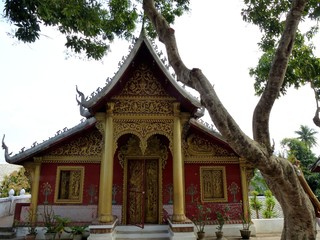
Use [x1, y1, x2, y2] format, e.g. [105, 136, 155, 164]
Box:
[2, 134, 12, 161]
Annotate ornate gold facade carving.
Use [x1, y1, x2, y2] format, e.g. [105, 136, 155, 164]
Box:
[118, 63, 170, 97]
[200, 166, 228, 202]
[47, 130, 102, 156]
[120, 135, 164, 224]
[183, 134, 236, 161]
[114, 119, 173, 154]
[118, 135, 168, 169]
[123, 158, 163, 224]
[110, 63, 176, 153]
[113, 99, 173, 115]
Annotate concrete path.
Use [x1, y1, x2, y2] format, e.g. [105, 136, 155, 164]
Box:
[226, 232, 320, 240]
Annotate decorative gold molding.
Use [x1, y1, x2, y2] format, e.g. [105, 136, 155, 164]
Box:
[41, 156, 101, 163]
[200, 166, 228, 202]
[184, 134, 236, 157]
[54, 166, 84, 204]
[184, 156, 239, 164]
[113, 99, 174, 115]
[47, 130, 102, 156]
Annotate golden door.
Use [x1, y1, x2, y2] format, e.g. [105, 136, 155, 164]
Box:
[127, 159, 159, 226]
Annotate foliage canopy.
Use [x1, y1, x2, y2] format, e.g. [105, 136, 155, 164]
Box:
[242, 1, 320, 127]
[3, 0, 190, 59]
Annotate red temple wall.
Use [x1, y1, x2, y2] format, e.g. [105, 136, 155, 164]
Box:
[162, 152, 173, 205]
[184, 163, 243, 222]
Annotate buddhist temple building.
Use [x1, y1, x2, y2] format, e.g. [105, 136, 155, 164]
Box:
[2, 31, 253, 240]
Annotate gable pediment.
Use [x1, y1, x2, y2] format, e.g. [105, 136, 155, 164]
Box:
[76, 35, 202, 118]
[112, 63, 175, 115]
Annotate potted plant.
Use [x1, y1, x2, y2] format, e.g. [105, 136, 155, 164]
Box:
[25, 225, 37, 240]
[25, 207, 38, 240]
[240, 212, 252, 239]
[191, 203, 211, 240]
[215, 206, 230, 239]
[65, 226, 88, 240]
[41, 205, 70, 240]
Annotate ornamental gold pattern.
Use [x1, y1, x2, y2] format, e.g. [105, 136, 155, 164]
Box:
[144, 159, 159, 223]
[118, 135, 168, 169]
[114, 120, 173, 139]
[185, 134, 235, 157]
[113, 99, 173, 115]
[119, 63, 169, 97]
[48, 130, 102, 156]
[114, 119, 173, 155]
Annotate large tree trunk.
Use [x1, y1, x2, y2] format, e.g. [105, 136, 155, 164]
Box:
[263, 157, 316, 239]
[143, 0, 317, 239]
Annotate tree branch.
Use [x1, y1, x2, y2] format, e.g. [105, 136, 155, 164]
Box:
[143, 0, 268, 165]
[252, 0, 308, 154]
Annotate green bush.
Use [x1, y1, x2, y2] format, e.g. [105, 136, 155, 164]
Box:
[262, 190, 276, 218]
[0, 168, 30, 197]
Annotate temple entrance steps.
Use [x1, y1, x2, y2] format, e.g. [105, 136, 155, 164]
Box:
[115, 225, 170, 240]
[0, 228, 18, 240]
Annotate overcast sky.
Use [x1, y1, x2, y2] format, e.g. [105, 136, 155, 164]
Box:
[1, 1, 319, 164]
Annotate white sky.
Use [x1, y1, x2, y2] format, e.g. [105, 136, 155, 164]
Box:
[0, 1, 319, 164]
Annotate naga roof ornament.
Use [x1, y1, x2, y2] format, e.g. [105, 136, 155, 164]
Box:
[2, 118, 96, 164]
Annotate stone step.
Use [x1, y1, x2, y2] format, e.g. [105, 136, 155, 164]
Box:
[115, 225, 170, 240]
[0, 228, 16, 240]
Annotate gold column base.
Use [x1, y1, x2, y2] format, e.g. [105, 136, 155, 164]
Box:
[172, 213, 187, 222]
[98, 214, 114, 223]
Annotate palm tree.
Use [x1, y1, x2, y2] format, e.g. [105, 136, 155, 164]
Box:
[295, 125, 318, 150]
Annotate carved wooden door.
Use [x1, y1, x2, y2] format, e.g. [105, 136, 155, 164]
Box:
[127, 159, 159, 226]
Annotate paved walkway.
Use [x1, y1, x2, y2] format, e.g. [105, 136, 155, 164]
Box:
[225, 232, 320, 240]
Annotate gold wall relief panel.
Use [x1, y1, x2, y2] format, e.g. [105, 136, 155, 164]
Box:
[47, 130, 102, 156]
[200, 166, 228, 202]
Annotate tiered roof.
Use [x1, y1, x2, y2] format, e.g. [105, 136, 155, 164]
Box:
[2, 31, 236, 164]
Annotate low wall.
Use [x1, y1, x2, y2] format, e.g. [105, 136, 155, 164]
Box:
[252, 218, 283, 234]
[0, 190, 31, 218]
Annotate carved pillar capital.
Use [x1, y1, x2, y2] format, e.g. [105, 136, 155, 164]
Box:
[95, 112, 106, 135]
[173, 102, 180, 116]
[106, 102, 115, 115]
